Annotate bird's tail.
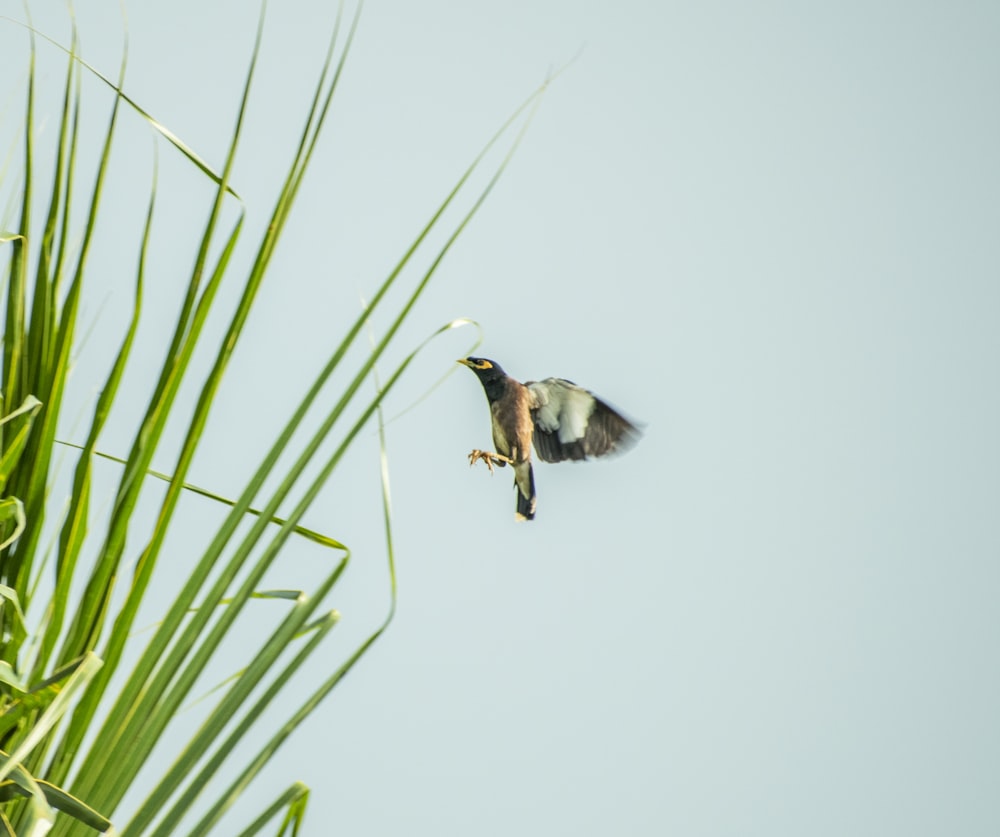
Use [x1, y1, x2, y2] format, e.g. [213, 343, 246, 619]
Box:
[514, 462, 537, 522]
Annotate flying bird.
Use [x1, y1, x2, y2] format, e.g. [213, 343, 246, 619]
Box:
[457, 357, 641, 521]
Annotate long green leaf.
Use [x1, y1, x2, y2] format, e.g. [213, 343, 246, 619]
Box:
[0, 755, 52, 836]
[1, 3, 556, 832]
[71, 51, 543, 814]
[0, 26, 33, 598]
[233, 782, 308, 837]
[0, 14, 239, 198]
[0, 653, 102, 786]
[59, 0, 360, 806]
[9, 14, 124, 617]
[0, 395, 41, 495]
[136, 609, 341, 834]
[55, 443, 346, 550]
[0, 780, 110, 833]
[34, 152, 153, 681]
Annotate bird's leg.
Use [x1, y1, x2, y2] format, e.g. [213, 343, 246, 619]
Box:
[467, 449, 513, 474]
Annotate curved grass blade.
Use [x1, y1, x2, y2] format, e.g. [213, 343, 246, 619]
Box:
[0, 395, 41, 427]
[0, 14, 239, 198]
[0, 586, 27, 646]
[0, 780, 110, 833]
[0, 757, 53, 836]
[0, 499, 24, 553]
[0, 653, 102, 786]
[53, 442, 347, 551]
[233, 782, 308, 837]
[0, 651, 107, 831]
[379, 316, 482, 426]
[0, 395, 42, 494]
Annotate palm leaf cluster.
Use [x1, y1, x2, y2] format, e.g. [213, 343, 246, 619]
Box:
[0, 4, 537, 833]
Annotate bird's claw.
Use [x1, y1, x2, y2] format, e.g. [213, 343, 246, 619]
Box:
[468, 449, 512, 474]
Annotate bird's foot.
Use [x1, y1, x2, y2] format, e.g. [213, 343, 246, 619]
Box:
[467, 449, 512, 474]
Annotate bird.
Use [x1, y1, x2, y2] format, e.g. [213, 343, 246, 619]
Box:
[457, 356, 641, 521]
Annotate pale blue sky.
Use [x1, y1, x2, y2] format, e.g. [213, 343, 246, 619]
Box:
[4, 1, 1000, 834]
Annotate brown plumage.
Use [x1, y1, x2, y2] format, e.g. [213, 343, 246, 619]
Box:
[458, 357, 640, 520]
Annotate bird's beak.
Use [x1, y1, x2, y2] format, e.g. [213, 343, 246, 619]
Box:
[456, 358, 472, 368]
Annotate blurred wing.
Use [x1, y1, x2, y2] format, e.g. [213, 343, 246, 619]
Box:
[525, 378, 641, 463]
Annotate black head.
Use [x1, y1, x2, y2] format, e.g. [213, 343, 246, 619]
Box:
[457, 357, 508, 400]
[457, 357, 506, 377]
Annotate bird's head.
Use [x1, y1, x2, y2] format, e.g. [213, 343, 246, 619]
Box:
[458, 357, 505, 378]
[457, 357, 508, 399]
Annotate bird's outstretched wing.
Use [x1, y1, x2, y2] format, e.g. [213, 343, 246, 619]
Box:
[525, 378, 641, 463]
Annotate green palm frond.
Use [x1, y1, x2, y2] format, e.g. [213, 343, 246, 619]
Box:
[0, 2, 544, 833]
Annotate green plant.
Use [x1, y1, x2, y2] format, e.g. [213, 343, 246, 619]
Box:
[0, 3, 539, 833]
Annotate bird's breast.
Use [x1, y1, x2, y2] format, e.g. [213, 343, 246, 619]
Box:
[490, 381, 533, 463]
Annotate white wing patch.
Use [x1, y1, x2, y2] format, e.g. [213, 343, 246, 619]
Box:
[528, 378, 596, 443]
[526, 376, 641, 463]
